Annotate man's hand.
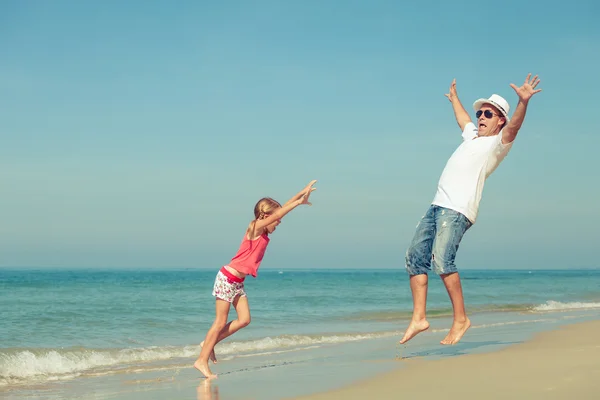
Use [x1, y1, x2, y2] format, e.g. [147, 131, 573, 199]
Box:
[502, 74, 542, 144]
[510, 73, 542, 103]
[445, 79, 458, 103]
[445, 79, 471, 131]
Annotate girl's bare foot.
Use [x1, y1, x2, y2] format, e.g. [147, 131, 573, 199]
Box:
[194, 359, 217, 379]
[201, 341, 217, 363]
[441, 317, 470, 345]
[399, 319, 430, 344]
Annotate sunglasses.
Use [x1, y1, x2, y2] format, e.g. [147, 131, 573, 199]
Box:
[476, 110, 500, 119]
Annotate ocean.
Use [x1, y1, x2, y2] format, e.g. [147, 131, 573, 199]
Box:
[1, 267, 599, 399]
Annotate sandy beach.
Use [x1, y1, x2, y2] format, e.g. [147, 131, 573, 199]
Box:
[291, 319, 600, 400]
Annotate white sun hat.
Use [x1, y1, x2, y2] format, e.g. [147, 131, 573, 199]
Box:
[473, 94, 510, 122]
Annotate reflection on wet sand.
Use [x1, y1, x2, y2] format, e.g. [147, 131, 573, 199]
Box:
[197, 379, 219, 400]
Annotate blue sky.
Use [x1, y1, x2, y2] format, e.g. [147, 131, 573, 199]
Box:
[1, 0, 598, 269]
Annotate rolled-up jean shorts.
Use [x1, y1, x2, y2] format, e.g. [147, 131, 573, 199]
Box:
[212, 266, 246, 303]
[405, 205, 473, 276]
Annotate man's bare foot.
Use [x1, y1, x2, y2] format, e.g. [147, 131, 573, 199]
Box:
[201, 341, 217, 363]
[194, 359, 217, 379]
[399, 319, 430, 344]
[440, 317, 471, 345]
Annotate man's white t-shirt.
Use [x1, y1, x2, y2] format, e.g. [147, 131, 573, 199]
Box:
[431, 122, 513, 224]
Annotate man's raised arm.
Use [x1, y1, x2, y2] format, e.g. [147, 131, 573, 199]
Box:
[502, 73, 542, 144]
[445, 79, 472, 131]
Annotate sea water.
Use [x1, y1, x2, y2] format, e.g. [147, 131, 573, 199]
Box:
[1, 268, 599, 399]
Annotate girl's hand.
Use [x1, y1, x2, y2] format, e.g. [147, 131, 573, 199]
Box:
[283, 180, 318, 208]
[300, 180, 317, 206]
[299, 192, 313, 206]
[302, 180, 317, 194]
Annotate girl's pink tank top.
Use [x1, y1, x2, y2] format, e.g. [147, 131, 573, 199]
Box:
[227, 233, 270, 277]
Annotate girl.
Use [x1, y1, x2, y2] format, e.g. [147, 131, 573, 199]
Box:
[194, 180, 317, 379]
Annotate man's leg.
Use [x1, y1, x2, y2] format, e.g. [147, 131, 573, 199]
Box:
[399, 274, 430, 344]
[399, 206, 436, 344]
[431, 208, 472, 345]
[440, 272, 469, 344]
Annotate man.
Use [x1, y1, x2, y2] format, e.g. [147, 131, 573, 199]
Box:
[400, 74, 542, 345]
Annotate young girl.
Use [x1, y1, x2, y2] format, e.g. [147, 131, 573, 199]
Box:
[194, 180, 317, 379]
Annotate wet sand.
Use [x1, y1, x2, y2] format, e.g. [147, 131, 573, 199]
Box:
[291, 320, 600, 400]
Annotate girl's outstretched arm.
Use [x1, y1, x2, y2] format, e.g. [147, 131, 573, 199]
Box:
[252, 180, 317, 234]
[283, 180, 317, 207]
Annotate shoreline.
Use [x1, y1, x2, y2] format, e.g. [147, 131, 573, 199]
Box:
[290, 319, 600, 400]
[3, 309, 599, 399]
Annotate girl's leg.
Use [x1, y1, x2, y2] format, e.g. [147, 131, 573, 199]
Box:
[194, 299, 231, 378]
[215, 295, 251, 343]
[203, 295, 251, 364]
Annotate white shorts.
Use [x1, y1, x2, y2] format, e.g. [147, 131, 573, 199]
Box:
[212, 267, 246, 303]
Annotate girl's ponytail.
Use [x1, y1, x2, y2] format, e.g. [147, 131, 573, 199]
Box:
[248, 219, 258, 239]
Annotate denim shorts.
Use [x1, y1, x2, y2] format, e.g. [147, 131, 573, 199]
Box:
[405, 205, 472, 276]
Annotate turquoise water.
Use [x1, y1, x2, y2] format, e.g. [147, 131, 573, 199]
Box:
[1, 268, 600, 398]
